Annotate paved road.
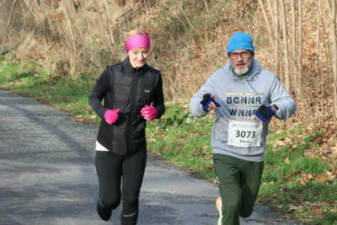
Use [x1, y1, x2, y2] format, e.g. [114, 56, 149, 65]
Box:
[0, 89, 301, 225]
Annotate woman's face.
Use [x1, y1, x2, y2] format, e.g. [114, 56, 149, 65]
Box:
[128, 48, 149, 69]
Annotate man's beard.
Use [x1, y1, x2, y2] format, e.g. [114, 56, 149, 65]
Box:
[233, 59, 253, 76]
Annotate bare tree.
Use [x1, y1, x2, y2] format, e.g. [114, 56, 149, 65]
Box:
[268, 0, 280, 76]
[103, 0, 115, 44]
[297, 0, 302, 96]
[280, 0, 290, 91]
[258, 0, 273, 46]
[331, 0, 337, 117]
[1, 0, 17, 53]
[316, 0, 322, 75]
[291, 0, 298, 92]
[315, 0, 325, 114]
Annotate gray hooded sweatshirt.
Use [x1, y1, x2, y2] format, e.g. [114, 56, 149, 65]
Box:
[190, 59, 296, 162]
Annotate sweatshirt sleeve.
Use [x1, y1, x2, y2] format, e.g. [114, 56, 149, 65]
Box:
[189, 73, 217, 117]
[269, 75, 296, 120]
[152, 72, 165, 119]
[88, 67, 111, 119]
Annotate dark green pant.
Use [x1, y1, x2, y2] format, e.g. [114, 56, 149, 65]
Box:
[213, 154, 264, 225]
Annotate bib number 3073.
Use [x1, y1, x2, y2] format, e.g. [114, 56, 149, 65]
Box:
[228, 120, 263, 148]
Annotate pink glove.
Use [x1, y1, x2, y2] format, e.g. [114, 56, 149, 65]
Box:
[104, 108, 120, 125]
[140, 105, 158, 120]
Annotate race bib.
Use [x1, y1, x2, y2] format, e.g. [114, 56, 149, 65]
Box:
[227, 120, 263, 148]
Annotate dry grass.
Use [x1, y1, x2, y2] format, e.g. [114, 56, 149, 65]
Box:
[1, 0, 336, 129]
[2, 2, 336, 222]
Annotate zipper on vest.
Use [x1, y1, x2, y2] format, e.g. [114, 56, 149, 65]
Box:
[126, 73, 141, 152]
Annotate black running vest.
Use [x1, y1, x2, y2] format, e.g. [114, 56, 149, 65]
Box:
[89, 58, 165, 156]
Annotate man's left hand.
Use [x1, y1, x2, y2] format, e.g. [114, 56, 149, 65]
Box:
[252, 105, 276, 122]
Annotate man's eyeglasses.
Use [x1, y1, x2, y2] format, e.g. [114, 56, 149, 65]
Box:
[229, 51, 251, 59]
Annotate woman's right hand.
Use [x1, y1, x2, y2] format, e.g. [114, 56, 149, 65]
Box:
[104, 108, 120, 124]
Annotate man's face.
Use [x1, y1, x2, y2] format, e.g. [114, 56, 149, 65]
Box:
[229, 50, 253, 75]
[128, 48, 149, 69]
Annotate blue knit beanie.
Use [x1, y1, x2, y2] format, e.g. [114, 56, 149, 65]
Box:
[227, 32, 254, 55]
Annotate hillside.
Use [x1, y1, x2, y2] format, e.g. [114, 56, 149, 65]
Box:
[1, 0, 336, 155]
[1, 1, 337, 223]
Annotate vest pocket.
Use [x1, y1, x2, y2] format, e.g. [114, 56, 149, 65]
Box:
[136, 86, 153, 103]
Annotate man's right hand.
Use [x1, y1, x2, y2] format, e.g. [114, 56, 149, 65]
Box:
[200, 93, 221, 112]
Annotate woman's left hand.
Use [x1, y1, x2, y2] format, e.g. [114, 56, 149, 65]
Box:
[140, 105, 158, 120]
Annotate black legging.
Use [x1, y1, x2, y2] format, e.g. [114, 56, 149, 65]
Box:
[95, 150, 147, 225]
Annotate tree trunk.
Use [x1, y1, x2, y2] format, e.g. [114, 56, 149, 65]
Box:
[0, 0, 17, 53]
[298, 0, 303, 96]
[103, 0, 115, 44]
[280, 0, 290, 91]
[316, 0, 324, 115]
[269, 0, 280, 76]
[331, 0, 337, 117]
[258, 0, 273, 47]
[291, 0, 297, 91]
[316, 0, 322, 74]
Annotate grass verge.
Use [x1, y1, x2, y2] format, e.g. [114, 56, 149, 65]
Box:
[1, 59, 336, 224]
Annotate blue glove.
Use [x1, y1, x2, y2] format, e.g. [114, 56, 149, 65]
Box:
[253, 104, 276, 122]
[200, 94, 221, 112]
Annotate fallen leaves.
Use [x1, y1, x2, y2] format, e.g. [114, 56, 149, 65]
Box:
[272, 121, 337, 167]
[298, 171, 336, 185]
[300, 172, 314, 185]
[304, 149, 317, 159]
[74, 114, 93, 123]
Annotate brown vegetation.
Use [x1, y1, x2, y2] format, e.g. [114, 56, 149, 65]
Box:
[0, 0, 336, 146]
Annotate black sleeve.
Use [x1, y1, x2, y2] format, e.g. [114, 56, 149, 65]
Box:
[152, 72, 165, 119]
[88, 67, 111, 119]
